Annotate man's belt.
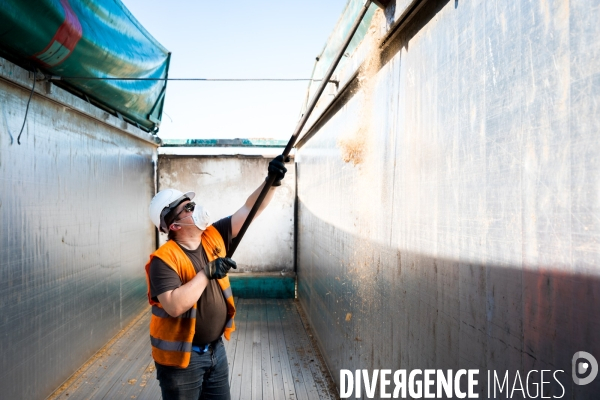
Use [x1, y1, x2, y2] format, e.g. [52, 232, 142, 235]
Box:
[191, 337, 221, 354]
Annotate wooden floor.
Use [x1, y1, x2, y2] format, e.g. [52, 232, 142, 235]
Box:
[48, 298, 337, 400]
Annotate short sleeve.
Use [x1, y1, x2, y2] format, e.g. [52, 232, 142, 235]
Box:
[148, 256, 183, 301]
[211, 216, 232, 255]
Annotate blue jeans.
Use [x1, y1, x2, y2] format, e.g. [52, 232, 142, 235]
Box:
[155, 338, 230, 400]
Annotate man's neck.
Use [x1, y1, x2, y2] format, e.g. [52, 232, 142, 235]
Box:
[173, 230, 203, 251]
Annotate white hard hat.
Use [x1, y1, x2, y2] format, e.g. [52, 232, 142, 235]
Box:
[149, 188, 195, 233]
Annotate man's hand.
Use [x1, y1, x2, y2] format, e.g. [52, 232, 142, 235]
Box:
[268, 155, 289, 186]
[204, 257, 237, 279]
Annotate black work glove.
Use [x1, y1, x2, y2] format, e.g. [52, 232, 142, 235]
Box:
[267, 155, 289, 187]
[204, 257, 237, 280]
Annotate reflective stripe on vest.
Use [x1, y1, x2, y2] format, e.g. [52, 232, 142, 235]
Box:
[151, 336, 193, 353]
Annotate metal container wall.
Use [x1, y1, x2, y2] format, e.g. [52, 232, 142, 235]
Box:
[157, 152, 295, 273]
[297, 0, 600, 398]
[0, 59, 156, 399]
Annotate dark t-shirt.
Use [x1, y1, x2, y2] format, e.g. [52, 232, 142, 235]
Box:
[149, 217, 232, 345]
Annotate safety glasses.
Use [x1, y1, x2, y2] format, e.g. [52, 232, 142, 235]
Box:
[174, 201, 195, 221]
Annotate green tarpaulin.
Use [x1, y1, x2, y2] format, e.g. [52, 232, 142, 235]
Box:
[0, 0, 169, 132]
[305, 0, 377, 105]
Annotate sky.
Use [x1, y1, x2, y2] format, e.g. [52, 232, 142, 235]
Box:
[120, 0, 350, 141]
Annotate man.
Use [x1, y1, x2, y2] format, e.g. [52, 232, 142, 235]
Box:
[145, 155, 288, 400]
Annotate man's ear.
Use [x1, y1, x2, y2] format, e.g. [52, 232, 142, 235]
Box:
[169, 223, 181, 232]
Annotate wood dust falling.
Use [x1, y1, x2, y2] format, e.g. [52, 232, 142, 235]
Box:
[338, 130, 367, 165]
[337, 9, 385, 169]
[336, 10, 388, 323]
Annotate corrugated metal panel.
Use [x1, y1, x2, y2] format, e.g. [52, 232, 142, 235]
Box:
[296, 0, 600, 398]
[0, 0, 169, 132]
[0, 59, 156, 399]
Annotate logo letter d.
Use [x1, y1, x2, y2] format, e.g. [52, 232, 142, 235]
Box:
[572, 351, 598, 386]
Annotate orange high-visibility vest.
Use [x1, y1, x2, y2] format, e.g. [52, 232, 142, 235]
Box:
[144, 225, 236, 368]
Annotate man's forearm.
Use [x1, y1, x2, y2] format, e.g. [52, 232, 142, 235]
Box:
[245, 181, 276, 213]
[231, 177, 281, 238]
[157, 272, 209, 317]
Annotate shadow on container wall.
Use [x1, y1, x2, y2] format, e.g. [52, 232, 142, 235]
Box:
[297, 207, 600, 399]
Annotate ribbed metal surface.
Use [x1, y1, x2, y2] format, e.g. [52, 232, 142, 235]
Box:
[297, 0, 600, 398]
[0, 61, 156, 399]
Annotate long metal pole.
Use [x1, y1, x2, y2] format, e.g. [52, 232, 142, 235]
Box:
[229, 0, 373, 256]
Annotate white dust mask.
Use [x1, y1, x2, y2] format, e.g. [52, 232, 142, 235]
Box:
[190, 204, 211, 230]
[174, 203, 211, 231]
